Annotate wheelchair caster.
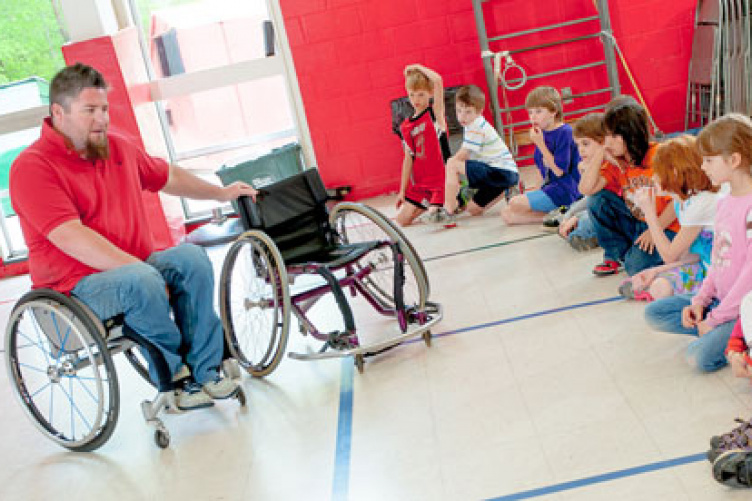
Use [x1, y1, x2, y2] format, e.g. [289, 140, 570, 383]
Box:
[154, 428, 170, 449]
[354, 354, 365, 374]
[236, 387, 247, 407]
[422, 330, 432, 347]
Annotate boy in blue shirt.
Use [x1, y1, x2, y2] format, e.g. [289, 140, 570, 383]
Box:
[501, 86, 581, 225]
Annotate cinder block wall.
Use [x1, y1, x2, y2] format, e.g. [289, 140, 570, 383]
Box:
[280, 0, 696, 199]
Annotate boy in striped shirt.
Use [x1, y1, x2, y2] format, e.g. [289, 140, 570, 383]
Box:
[443, 85, 519, 227]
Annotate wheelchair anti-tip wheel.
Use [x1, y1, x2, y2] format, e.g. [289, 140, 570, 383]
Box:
[220, 230, 291, 377]
[5, 290, 120, 452]
[330, 202, 430, 313]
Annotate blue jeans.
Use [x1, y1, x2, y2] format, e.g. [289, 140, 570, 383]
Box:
[72, 244, 224, 387]
[644, 293, 734, 372]
[588, 189, 675, 275]
[568, 210, 597, 240]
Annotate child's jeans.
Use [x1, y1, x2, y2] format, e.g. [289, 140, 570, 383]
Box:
[567, 210, 596, 241]
[644, 293, 734, 372]
[588, 189, 675, 275]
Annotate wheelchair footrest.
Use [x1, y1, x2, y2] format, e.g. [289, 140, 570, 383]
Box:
[288, 302, 443, 362]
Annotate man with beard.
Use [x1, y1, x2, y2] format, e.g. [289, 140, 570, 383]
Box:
[10, 63, 258, 411]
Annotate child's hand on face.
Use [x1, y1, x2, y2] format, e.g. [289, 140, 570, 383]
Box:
[529, 126, 545, 148]
[633, 187, 656, 216]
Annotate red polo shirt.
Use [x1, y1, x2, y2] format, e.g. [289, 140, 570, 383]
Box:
[10, 118, 169, 293]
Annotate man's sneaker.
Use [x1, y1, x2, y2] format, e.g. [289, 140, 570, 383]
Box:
[592, 260, 621, 276]
[542, 206, 568, 229]
[203, 376, 240, 400]
[709, 418, 752, 462]
[712, 450, 752, 488]
[569, 236, 599, 252]
[176, 381, 215, 411]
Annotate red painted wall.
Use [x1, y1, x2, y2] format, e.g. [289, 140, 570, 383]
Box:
[280, 0, 697, 198]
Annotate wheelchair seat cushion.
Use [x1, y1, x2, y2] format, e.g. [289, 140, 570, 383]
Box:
[284, 240, 382, 268]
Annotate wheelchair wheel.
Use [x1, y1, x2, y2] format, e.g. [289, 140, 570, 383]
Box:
[331, 202, 430, 312]
[220, 230, 291, 377]
[4, 290, 120, 452]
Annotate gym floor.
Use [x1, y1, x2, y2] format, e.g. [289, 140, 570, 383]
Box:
[1, 195, 752, 501]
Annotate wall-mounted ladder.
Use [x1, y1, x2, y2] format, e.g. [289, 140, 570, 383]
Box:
[471, 0, 621, 167]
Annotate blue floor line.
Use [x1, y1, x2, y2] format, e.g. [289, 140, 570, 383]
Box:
[423, 233, 552, 263]
[331, 357, 355, 501]
[486, 452, 708, 501]
[405, 296, 624, 345]
[331, 295, 624, 500]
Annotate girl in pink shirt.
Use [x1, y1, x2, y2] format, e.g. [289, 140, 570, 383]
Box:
[644, 114, 752, 372]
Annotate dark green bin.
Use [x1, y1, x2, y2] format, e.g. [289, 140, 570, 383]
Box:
[216, 143, 304, 189]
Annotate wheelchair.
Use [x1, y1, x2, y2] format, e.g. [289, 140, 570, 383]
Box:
[4, 288, 246, 452]
[219, 168, 442, 375]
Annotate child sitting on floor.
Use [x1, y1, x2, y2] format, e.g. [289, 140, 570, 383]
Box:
[644, 114, 752, 373]
[620, 135, 720, 301]
[395, 64, 449, 226]
[441, 85, 519, 227]
[558, 113, 610, 252]
[501, 86, 581, 226]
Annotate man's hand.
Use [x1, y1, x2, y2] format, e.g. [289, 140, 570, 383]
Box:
[682, 304, 704, 329]
[219, 181, 258, 202]
[635, 229, 655, 253]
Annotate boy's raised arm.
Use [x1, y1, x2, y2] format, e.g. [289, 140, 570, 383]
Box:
[405, 64, 446, 132]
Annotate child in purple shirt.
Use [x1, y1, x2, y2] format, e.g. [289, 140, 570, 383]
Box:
[502, 86, 581, 225]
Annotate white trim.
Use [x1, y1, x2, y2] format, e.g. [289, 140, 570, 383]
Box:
[267, 0, 317, 170]
[149, 56, 286, 101]
[0, 106, 48, 135]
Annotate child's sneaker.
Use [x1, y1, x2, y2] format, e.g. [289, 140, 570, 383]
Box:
[457, 185, 473, 212]
[176, 380, 215, 411]
[417, 208, 441, 224]
[592, 260, 621, 276]
[203, 375, 240, 399]
[617, 280, 654, 302]
[441, 212, 458, 229]
[569, 236, 599, 252]
[709, 418, 752, 462]
[504, 183, 522, 203]
[712, 450, 752, 488]
[542, 206, 567, 229]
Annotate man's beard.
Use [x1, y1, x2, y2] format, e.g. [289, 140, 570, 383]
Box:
[85, 137, 109, 160]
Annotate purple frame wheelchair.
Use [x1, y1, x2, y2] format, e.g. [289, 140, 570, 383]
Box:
[219, 169, 442, 374]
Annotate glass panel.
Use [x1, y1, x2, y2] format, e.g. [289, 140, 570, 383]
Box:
[131, 0, 300, 218]
[137, 0, 271, 75]
[0, 0, 65, 259]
